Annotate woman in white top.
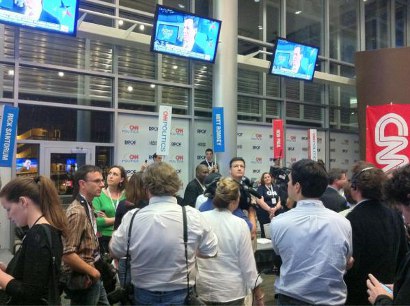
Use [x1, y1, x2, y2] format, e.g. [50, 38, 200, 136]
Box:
[196, 177, 265, 306]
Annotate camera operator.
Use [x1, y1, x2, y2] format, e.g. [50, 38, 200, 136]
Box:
[229, 157, 280, 240]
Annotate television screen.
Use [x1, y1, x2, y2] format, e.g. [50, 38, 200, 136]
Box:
[16, 158, 38, 174]
[150, 5, 222, 63]
[269, 38, 319, 81]
[0, 0, 80, 36]
[65, 158, 77, 172]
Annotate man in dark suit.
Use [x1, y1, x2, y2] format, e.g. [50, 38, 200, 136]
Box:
[182, 164, 209, 207]
[320, 168, 348, 212]
[344, 163, 408, 305]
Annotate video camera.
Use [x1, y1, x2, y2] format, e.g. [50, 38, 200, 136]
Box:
[270, 166, 291, 185]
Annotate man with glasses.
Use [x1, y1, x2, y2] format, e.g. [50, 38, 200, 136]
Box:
[61, 165, 110, 305]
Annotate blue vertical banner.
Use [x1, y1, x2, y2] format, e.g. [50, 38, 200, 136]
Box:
[212, 107, 225, 152]
[0, 105, 19, 167]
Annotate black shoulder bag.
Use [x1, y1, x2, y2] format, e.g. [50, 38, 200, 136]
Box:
[107, 208, 139, 305]
[182, 206, 205, 306]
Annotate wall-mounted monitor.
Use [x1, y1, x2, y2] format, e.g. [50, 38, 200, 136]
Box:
[0, 0, 80, 36]
[150, 4, 222, 63]
[269, 38, 319, 81]
[16, 158, 38, 174]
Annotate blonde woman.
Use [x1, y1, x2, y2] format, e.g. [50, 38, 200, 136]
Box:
[197, 177, 265, 306]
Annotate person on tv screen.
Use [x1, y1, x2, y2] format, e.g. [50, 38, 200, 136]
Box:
[181, 16, 204, 53]
[291, 45, 304, 74]
[14, 0, 60, 24]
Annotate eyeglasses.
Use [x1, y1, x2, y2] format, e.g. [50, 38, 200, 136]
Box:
[83, 179, 104, 184]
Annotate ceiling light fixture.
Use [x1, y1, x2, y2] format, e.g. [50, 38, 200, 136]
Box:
[139, 24, 145, 31]
[118, 20, 124, 26]
[8, 70, 14, 76]
[58, 71, 64, 77]
[295, 10, 302, 15]
[127, 85, 133, 92]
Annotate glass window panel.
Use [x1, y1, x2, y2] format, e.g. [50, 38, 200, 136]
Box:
[286, 0, 323, 52]
[284, 78, 300, 100]
[0, 64, 15, 99]
[266, 99, 281, 120]
[162, 55, 189, 84]
[79, 2, 115, 27]
[118, 10, 154, 33]
[194, 89, 212, 111]
[194, 63, 212, 90]
[163, 0, 190, 10]
[329, 0, 357, 63]
[266, 1, 280, 44]
[304, 82, 322, 104]
[395, 0, 407, 47]
[238, 96, 262, 121]
[161, 85, 189, 114]
[89, 41, 113, 73]
[19, 29, 86, 69]
[15, 144, 40, 178]
[365, 0, 390, 50]
[195, 0, 212, 17]
[329, 62, 355, 78]
[286, 102, 323, 127]
[118, 45, 155, 79]
[0, 25, 15, 60]
[329, 84, 356, 108]
[118, 1, 155, 11]
[266, 73, 281, 97]
[238, 69, 261, 95]
[118, 79, 156, 110]
[330, 107, 358, 130]
[238, 1, 263, 40]
[17, 105, 112, 142]
[19, 67, 112, 108]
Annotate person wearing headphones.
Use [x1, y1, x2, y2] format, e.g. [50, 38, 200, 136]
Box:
[344, 161, 407, 305]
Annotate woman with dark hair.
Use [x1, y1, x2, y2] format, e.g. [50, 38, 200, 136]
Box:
[93, 165, 128, 254]
[196, 177, 265, 305]
[0, 176, 67, 305]
[114, 171, 148, 230]
[256, 172, 282, 237]
[367, 164, 410, 305]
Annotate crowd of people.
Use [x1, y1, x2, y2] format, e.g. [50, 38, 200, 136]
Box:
[0, 148, 409, 306]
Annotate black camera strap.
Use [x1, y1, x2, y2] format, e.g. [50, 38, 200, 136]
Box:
[125, 209, 140, 279]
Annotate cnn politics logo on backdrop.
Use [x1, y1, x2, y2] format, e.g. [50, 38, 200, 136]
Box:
[366, 104, 410, 172]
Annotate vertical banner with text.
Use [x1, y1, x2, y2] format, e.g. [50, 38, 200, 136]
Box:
[366, 104, 410, 172]
[272, 119, 284, 159]
[156, 105, 173, 156]
[0, 105, 19, 167]
[308, 129, 318, 161]
[212, 107, 225, 152]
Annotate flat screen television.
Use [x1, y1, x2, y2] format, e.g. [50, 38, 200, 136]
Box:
[150, 4, 222, 63]
[269, 38, 319, 81]
[16, 158, 38, 174]
[0, 0, 80, 36]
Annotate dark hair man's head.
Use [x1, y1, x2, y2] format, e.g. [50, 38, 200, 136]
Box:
[288, 159, 328, 200]
[350, 162, 386, 201]
[328, 168, 348, 190]
[383, 164, 410, 209]
[205, 148, 214, 161]
[229, 157, 246, 182]
[72, 165, 103, 201]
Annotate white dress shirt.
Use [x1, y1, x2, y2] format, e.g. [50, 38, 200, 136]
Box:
[110, 196, 218, 291]
[270, 199, 352, 305]
[196, 209, 262, 302]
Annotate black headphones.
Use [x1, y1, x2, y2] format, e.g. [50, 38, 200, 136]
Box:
[351, 167, 374, 190]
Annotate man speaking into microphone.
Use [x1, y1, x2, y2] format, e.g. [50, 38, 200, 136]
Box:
[229, 157, 281, 240]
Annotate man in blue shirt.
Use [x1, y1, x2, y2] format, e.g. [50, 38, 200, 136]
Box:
[270, 159, 353, 305]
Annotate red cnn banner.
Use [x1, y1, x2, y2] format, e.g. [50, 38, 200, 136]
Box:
[366, 104, 410, 172]
[273, 119, 284, 159]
